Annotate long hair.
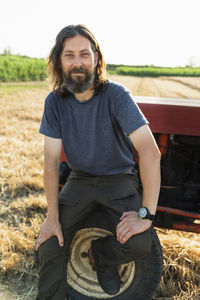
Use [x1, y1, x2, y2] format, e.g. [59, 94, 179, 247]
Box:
[48, 24, 108, 97]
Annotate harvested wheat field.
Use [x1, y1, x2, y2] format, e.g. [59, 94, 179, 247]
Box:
[0, 76, 200, 299]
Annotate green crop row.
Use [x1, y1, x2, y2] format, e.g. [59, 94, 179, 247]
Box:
[0, 54, 48, 82]
[106, 64, 200, 77]
[1, 55, 200, 82]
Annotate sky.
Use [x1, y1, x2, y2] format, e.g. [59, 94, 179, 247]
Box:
[1, 0, 200, 67]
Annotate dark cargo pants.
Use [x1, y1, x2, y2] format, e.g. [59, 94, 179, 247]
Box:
[36, 170, 153, 300]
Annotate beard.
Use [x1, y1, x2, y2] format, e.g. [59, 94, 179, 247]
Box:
[62, 66, 95, 94]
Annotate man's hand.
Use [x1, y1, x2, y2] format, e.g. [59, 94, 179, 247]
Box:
[116, 211, 152, 244]
[35, 216, 64, 251]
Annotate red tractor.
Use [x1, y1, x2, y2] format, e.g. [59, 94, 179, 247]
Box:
[59, 97, 200, 300]
[136, 96, 200, 234]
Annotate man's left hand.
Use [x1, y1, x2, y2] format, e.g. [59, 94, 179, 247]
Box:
[116, 211, 152, 244]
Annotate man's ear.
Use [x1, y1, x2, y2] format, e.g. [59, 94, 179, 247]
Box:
[94, 52, 99, 67]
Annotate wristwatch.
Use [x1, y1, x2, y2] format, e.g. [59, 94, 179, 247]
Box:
[138, 207, 155, 221]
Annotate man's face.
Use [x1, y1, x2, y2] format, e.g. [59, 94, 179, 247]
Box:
[60, 35, 98, 94]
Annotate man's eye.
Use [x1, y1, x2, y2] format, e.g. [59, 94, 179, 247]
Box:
[65, 54, 73, 57]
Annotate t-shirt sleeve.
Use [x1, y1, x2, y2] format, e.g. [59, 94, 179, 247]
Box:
[39, 93, 62, 138]
[114, 91, 149, 136]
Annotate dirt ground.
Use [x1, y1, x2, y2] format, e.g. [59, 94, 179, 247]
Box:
[0, 76, 200, 299]
[110, 75, 200, 99]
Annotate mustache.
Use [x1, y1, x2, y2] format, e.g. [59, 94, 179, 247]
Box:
[70, 67, 87, 74]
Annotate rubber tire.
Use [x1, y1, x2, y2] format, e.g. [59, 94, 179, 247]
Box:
[66, 210, 163, 300]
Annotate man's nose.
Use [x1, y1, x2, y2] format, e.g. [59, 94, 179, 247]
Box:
[73, 55, 82, 67]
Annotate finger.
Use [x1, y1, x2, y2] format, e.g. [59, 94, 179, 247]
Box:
[56, 230, 64, 247]
[120, 212, 130, 220]
[116, 221, 125, 237]
[117, 218, 132, 231]
[116, 221, 123, 230]
[35, 233, 49, 251]
[118, 227, 130, 243]
[116, 224, 129, 241]
[35, 243, 40, 251]
[35, 242, 39, 252]
[120, 231, 134, 244]
[116, 222, 130, 240]
[35, 239, 44, 251]
[120, 211, 132, 220]
[117, 221, 129, 233]
[116, 224, 123, 240]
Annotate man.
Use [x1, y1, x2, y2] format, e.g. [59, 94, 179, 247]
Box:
[35, 24, 161, 300]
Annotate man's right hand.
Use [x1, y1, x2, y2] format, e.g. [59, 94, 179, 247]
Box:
[35, 216, 64, 251]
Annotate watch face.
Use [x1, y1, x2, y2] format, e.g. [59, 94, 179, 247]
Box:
[139, 207, 147, 218]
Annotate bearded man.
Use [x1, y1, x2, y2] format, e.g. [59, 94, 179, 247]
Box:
[35, 24, 161, 300]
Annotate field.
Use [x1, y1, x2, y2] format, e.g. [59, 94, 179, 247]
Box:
[0, 76, 200, 299]
[110, 75, 200, 99]
[1, 54, 200, 83]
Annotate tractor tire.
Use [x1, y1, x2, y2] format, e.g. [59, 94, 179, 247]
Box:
[66, 211, 163, 300]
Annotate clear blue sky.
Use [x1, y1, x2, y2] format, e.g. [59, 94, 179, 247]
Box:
[1, 0, 200, 67]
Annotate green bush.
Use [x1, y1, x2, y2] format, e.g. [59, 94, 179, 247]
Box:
[0, 54, 48, 82]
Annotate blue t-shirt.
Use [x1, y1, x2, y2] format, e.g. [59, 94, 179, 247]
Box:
[39, 81, 148, 175]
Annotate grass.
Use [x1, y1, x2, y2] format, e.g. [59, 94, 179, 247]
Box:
[0, 79, 200, 299]
[0, 81, 49, 96]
